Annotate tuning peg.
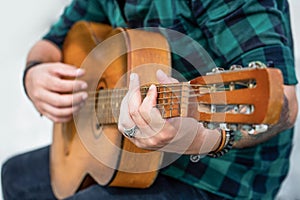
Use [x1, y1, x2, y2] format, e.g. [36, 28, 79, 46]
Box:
[229, 65, 242, 70]
[211, 67, 224, 73]
[241, 124, 269, 135]
[248, 61, 267, 69]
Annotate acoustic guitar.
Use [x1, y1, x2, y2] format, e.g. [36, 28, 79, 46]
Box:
[50, 21, 284, 199]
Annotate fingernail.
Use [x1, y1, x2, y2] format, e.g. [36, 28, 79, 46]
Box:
[149, 84, 156, 91]
[157, 69, 166, 77]
[130, 73, 136, 81]
[81, 82, 88, 89]
[82, 93, 88, 100]
[76, 68, 84, 76]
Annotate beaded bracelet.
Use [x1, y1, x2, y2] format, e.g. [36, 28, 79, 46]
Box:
[207, 129, 235, 158]
[189, 128, 235, 162]
[22, 61, 43, 98]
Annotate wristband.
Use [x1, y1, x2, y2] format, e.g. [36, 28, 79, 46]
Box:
[190, 128, 235, 163]
[22, 61, 43, 98]
[207, 129, 235, 158]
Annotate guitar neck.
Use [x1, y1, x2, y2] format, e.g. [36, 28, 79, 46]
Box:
[93, 82, 189, 125]
[90, 67, 283, 127]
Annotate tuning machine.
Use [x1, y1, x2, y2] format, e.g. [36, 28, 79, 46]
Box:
[248, 61, 267, 69]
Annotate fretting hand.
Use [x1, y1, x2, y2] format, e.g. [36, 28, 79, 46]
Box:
[118, 70, 220, 154]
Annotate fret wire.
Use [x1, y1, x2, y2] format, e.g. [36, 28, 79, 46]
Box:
[83, 101, 244, 111]
[86, 88, 231, 100]
[82, 74, 246, 109]
[84, 90, 231, 104]
[86, 87, 232, 98]
[163, 85, 167, 117]
[86, 86, 209, 95]
[170, 88, 174, 118]
[85, 80, 254, 95]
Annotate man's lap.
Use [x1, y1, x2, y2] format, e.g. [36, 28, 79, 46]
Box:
[1, 146, 223, 200]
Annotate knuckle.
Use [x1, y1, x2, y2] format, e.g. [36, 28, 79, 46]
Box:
[66, 95, 74, 105]
[160, 134, 172, 144]
[147, 138, 159, 147]
[52, 116, 70, 123]
[52, 98, 61, 107]
[129, 108, 139, 117]
[53, 97, 65, 107]
[135, 141, 145, 149]
[31, 90, 41, 100]
[61, 109, 73, 117]
[51, 80, 61, 90]
[51, 116, 61, 123]
[51, 66, 63, 74]
[61, 117, 72, 123]
[55, 95, 72, 107]
[52, 108, 72, 119]
[138, 106, 147, 115]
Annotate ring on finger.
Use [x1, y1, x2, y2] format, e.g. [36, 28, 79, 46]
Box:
[123, 125, 138, 138]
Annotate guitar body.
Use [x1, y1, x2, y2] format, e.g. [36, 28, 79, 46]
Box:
[50, 21, 171, 199]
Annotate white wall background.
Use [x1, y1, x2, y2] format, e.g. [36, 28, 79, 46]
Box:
[0, 1, 299, 199]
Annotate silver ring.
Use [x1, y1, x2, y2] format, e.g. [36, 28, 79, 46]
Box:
[123, 125, 138, 138]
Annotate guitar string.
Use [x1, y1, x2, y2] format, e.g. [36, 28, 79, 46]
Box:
[76, 97, 250, 123]
[83, 94, 227, 107]
[77, 103, 249, 124]
[73, 82, 253, 111]
[84, 81, 251, 96]
[84, 83, 242, 99]
[80, 97, 251, 122]
[83, 87, 236, 105]
[78, 102, 250, 113]
[81, 102, 249, 109]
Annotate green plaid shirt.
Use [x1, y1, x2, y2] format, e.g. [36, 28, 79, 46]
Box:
[44, 0, 297, 199]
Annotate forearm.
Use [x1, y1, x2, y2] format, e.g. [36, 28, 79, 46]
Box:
[26, 39, 62, 66]
[233, 85, 298, 148]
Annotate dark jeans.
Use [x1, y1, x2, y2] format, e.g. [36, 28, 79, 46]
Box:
[1, 146, 225, 200]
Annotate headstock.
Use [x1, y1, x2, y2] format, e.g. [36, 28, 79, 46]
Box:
[188, 62, 284, 128]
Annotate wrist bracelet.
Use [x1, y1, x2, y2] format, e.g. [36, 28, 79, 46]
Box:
[22, 61, 43, 98]
[190, 128, 235, 162]
[207, 129, 235, 158]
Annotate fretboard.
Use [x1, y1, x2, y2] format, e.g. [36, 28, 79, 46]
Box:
[93, 83, 190, 125]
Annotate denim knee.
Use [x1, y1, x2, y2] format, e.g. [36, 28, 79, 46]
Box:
[1, 156, 20, 200]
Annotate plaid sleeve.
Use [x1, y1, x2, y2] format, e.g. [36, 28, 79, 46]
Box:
[191, 0, 297, 85]
[42, 0, 108, 49]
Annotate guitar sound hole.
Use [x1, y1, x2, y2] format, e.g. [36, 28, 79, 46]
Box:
[93, 79, 107, 139]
